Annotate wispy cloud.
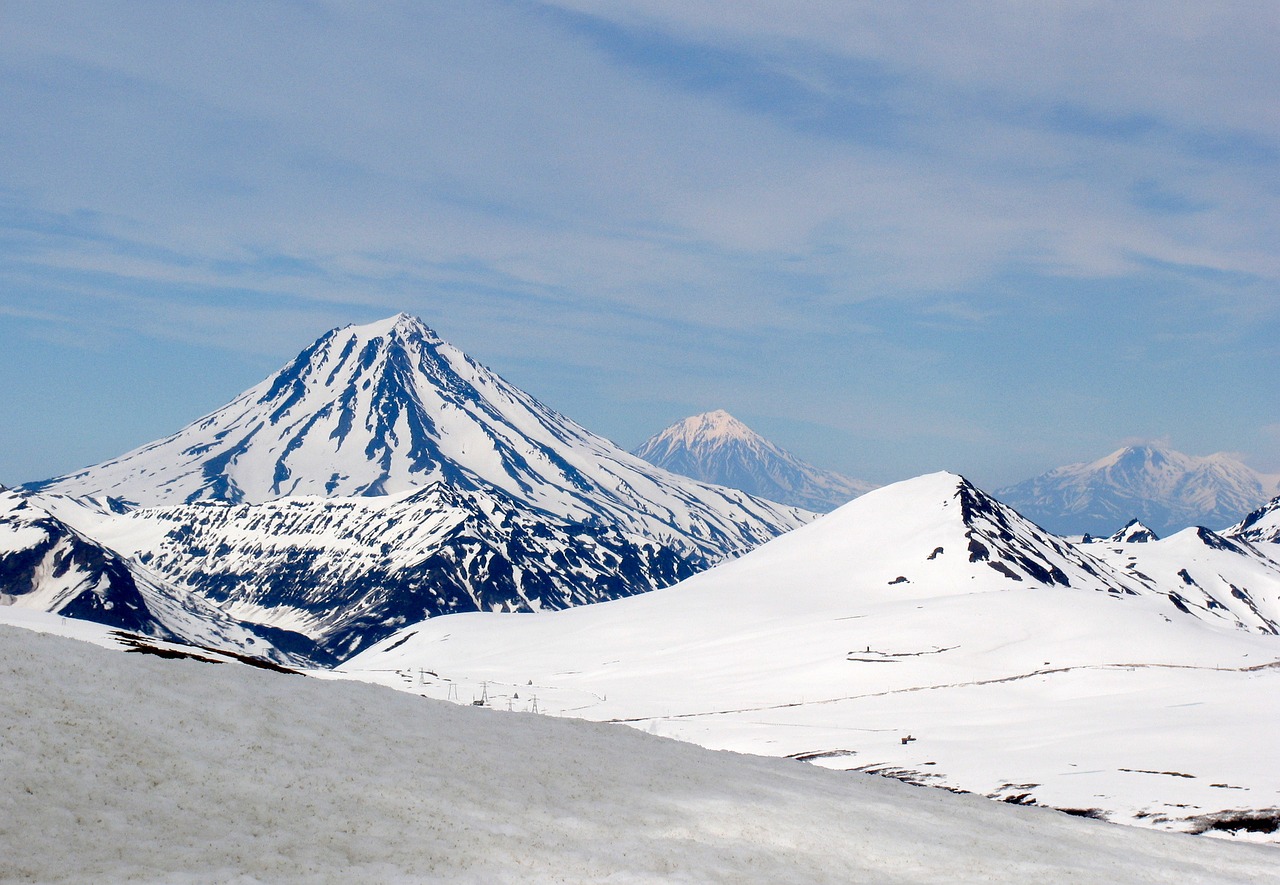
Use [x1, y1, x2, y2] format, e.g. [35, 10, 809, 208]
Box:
[0, 0, 1276, 486]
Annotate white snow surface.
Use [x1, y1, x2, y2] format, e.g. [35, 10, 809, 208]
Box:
[2, 623, 1277, 884]
[345, 473, 1280, 839]
[634, 409, 876, 512]
[28, 315, 809, 561]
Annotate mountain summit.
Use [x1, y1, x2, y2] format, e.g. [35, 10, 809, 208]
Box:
[634, 410, 875, 512]
[997, 443, 1280, 537]
[27, 315, 808, 560]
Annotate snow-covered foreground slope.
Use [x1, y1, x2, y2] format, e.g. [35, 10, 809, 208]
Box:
[346, 473, 1280, 839]
[3, 625, 1276, 884]
[634, 409, 876, 512]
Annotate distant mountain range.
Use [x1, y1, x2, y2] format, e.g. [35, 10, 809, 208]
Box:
[25, 315, 807, 553]
[997, 443, 1280, 537]
[633, 409, 876, 512]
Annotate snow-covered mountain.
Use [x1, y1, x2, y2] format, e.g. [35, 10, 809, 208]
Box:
[13, 316, 811, 662]
[1227, 496, 1280, 546]
[81, 482, 707, 663]
[6, 625, 1275, 884]
[27, 315, 808, 560]
[0, 487, 160, 635]
[998, 444, 1280, 537]
[633, 409, 876, 512]
[347, 472, 1280, 838]
[1092, 519, 1160, 544]
[0, 488, 304, 662]
[1091, 526, 1280, 635]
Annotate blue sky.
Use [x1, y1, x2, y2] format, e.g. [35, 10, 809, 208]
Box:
[2, 1, 1277, 489]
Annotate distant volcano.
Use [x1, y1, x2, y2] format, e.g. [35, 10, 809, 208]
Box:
[998, 443, 1280, 537]
[26, 315, 809, 561]
[634, 409, 875, 512]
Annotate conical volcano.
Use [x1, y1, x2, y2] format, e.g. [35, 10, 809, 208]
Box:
[634, 410, 875, 512]
[28, 314, 810, 560]
[17, 316, 812, 662]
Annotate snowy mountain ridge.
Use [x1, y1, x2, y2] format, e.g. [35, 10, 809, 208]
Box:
[1093, 524, 1280, 635]
[0, 488, 305, 662]
[634, 409, 876, 512]
[1227, 495, 1280, 546]
[0, 487, 158, 635]
[998, 443, 1280, 537]
[79, 480, 709, 663]
[345, 471, 1280, 839]
[1095, 519, 1160, 543]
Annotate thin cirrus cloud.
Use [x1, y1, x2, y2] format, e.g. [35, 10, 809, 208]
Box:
[0, 0, 1276, 486]
[533, 1, 1277, 281]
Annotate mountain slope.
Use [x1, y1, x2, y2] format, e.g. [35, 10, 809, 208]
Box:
[26, 315, 809, 562]
[346, 473, 1280, 838]
[998, 444, 1280, 537]
[634, 409, 875, 512]
[5, 625, 1275, 884]
[1096, 519, 1160, 543]
[84, 482, 708, 662]
[0, 488, 305, 662]
[1091, 526, 1280, 635]
[0, 487, 161, 635]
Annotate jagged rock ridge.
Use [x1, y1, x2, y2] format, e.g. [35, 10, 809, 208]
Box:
[1227, 496, 1280, 546]
[88, 482, 708, 662]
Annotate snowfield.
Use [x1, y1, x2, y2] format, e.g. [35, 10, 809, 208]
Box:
[2, 623, 1277, 884]
[6, 314, 1280, 877]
